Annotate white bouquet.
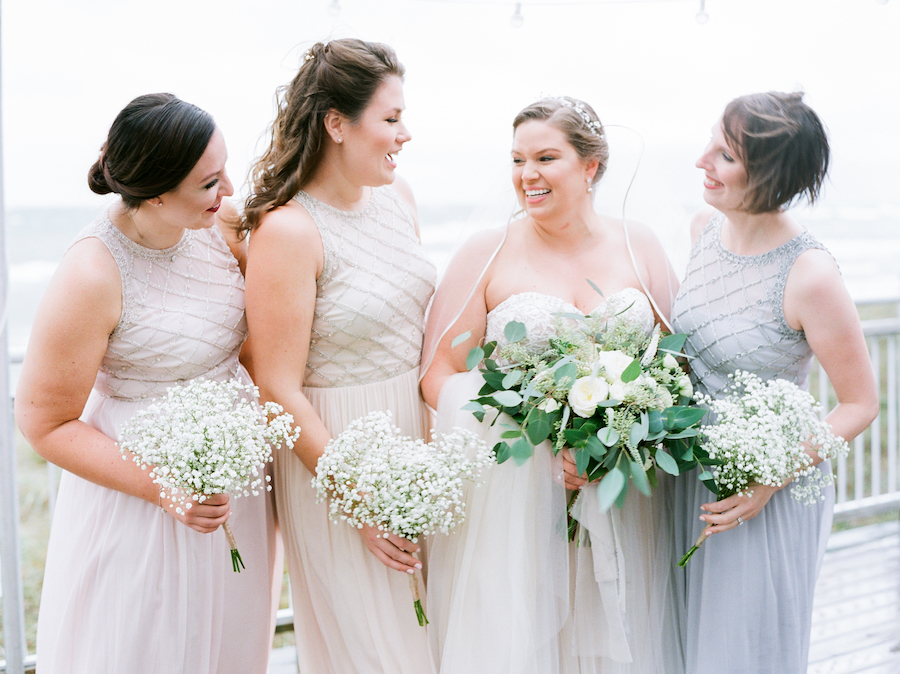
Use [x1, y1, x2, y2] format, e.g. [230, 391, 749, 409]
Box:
[313, 410, 493, 625]
[678, 370, 849, 567]
[118, 378, 299, 572]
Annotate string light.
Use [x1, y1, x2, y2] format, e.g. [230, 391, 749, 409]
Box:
[696, 0, 709, 23]
[510, 2, 524, 27]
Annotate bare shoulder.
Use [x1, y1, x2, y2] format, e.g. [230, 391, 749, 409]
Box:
[44, 237, 122, 332]
[690, 208, 717, 243]
[391, 175, 417, 211]
[248, 198, 323, 278]
[215, 199, 247, 269]
[787, 246, 843, 299]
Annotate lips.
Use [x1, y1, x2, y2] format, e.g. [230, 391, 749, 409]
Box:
[207, 202, 221, 213]
[386, 152, 397, 169]
[525, 189, 550, 197]
[703, 176, 724, 189]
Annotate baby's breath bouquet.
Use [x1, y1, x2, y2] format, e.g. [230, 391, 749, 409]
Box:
[677, 370, 850, 567]
[463, 308, 709, 528]
[313, 410, 493, 626]
[118, 378, 299, 572]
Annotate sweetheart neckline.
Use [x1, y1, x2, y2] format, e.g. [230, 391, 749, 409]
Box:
[488, 287, 649, 318]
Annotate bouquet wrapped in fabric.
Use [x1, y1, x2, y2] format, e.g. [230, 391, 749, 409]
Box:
[462, 308, 708, 518]
[312, 410, 493, 626]
[118, 378, 299, 572]
[677, 370, 851, 567]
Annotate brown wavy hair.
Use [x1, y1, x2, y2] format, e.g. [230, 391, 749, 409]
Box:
[240, 39, 404, 236]
[722, 91, 829, 214]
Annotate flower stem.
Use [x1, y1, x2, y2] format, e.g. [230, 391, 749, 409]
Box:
[409, 572, 428, 627]
[677, 530, 708, 568]
[223, 521, 245, 573]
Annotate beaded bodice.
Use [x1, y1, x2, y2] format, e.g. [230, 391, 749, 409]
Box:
[671, 211, 826, 398]
[75, 211, 246, 401]
[486, 287, 655, 351]
[295, 187, 436, 388]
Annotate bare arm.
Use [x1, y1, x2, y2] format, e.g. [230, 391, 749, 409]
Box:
[700, 249, 878, 534]
[14, 237, 229, 533]
[244, 202, 422, 573]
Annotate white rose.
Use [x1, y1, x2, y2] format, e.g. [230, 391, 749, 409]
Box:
[678, 374, 693, 399]
[663, 353, 680, 371]
[595, 350, 635, 384]
[537, 397, 561, 413]
[567, 376, 610, 418]
[608, 381, 627, 402]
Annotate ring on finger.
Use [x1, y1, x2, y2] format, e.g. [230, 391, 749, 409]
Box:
[737, 516, 744, 525]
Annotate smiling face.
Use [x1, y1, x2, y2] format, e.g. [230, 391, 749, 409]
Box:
[157, 127, 233, 230]
[340, 75, 411, 187]
[511, 119, 597, 220]
[695, 119, 749, 212]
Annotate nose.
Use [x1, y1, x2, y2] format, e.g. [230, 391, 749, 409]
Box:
[219, 169, 235, 198]
[695, 145, 713, 171]
[398, 121, 412, 145]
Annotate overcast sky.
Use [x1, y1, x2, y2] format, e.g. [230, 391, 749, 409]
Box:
[3, 0, 898, 213]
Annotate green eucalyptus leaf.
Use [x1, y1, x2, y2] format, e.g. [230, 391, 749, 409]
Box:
[494, 441, 511, 464]
[585, 435, 607, 461]
[620, 358, 641, 383]
[504, 321, 527, 343]
[466, 346, 485, 371]
[628, 420, 647, 447]
[511, 437, 535, 465]
[666, 428, 700, 439]
[502, 370, 523, 389]
[575, 447, 591, 477]
[586, 279, 605, 297]
[554, 362, 579, 385]
[451, 331, 472, 348]
[525, 416, 552, 445]
[597, 467, 626, 511]
[491, 390, 523, 407]
[666, 406, 707, 429]
[658, 333, 687, 353]
[654, 449, 679, 476]
[501, 429, 523, 439]
[630, 461, 652, 497]
[597, 426, 620, 447]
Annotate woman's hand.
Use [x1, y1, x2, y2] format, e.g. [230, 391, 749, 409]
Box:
[357, 525, 423, 574]
[560, 448, 589, 491]
[163, 492, 231, 534]
[698, 483, 782, 536]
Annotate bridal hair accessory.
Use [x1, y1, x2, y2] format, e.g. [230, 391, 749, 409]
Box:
[304, 49, 316, 62]
[557, 98, 603, 137]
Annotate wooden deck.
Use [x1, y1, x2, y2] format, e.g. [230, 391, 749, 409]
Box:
[269, 519, 900, 674]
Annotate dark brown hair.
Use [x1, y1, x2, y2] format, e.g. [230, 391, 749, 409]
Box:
[241, 39, 404, 235]
[512, 96, 609, 185]
[88, 93, 215, 209]
[722, 91, 829, 214]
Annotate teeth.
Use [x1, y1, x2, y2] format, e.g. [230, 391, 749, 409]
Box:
[704, 177, 723, 187]
[525, 189, 550, 197]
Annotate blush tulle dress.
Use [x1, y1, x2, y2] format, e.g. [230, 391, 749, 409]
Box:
[35, 212, 279, 673]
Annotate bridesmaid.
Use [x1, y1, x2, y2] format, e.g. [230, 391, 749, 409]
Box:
[669, 91, 879, 673]
[240, 39, 436, 673]
[16, 94, 279, 673]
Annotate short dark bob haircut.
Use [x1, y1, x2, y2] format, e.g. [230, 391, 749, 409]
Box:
[722, 91, 829, 215]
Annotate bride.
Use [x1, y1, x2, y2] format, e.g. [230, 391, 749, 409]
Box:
[421, 96, 676, 673]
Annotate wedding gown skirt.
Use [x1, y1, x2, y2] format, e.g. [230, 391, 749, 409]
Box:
[428, 369, 671, 674]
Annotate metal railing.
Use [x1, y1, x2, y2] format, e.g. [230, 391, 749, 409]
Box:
[4, 317, 900, 671]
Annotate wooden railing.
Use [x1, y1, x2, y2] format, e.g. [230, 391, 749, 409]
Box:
[4, 318, 900, 672]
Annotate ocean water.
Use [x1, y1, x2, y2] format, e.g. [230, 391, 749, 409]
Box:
[4, 203, 900, 357]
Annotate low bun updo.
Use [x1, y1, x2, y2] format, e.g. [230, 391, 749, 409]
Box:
[88, 93, 216, 209]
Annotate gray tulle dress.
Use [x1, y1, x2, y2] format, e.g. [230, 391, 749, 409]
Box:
[668, 211, 834, 674]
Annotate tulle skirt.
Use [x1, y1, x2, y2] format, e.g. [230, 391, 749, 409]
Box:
[668, 463, 834, 674]
[428, 370, 671, 673]
[276, 367, 436, 674]
[36, 367, 280, 674]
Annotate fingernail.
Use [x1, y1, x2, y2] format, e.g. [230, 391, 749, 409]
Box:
[415, 563, 422, 570]
[407, 568, 415, 575]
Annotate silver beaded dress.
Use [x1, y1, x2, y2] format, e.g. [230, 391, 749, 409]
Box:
[274, 186, 437, 674]
[36, 211, 278, 673]
[668, 211, 833, 674]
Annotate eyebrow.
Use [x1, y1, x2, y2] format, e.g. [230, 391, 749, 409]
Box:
[512, 147, 562, 154]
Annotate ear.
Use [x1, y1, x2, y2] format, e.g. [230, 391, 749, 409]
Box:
[147, 196, 163, 207]
[584, 158, 600, 184]
[323, 109, 346, 145]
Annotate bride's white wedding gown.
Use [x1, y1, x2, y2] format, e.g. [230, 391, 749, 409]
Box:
[427, 288, 671, 674]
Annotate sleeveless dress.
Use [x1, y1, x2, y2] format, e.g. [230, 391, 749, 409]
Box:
[274, 186, 437, 674]
[668, 212, 834, 674]
[35, 211, 279, 673]
[428, 287, 670, 674]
